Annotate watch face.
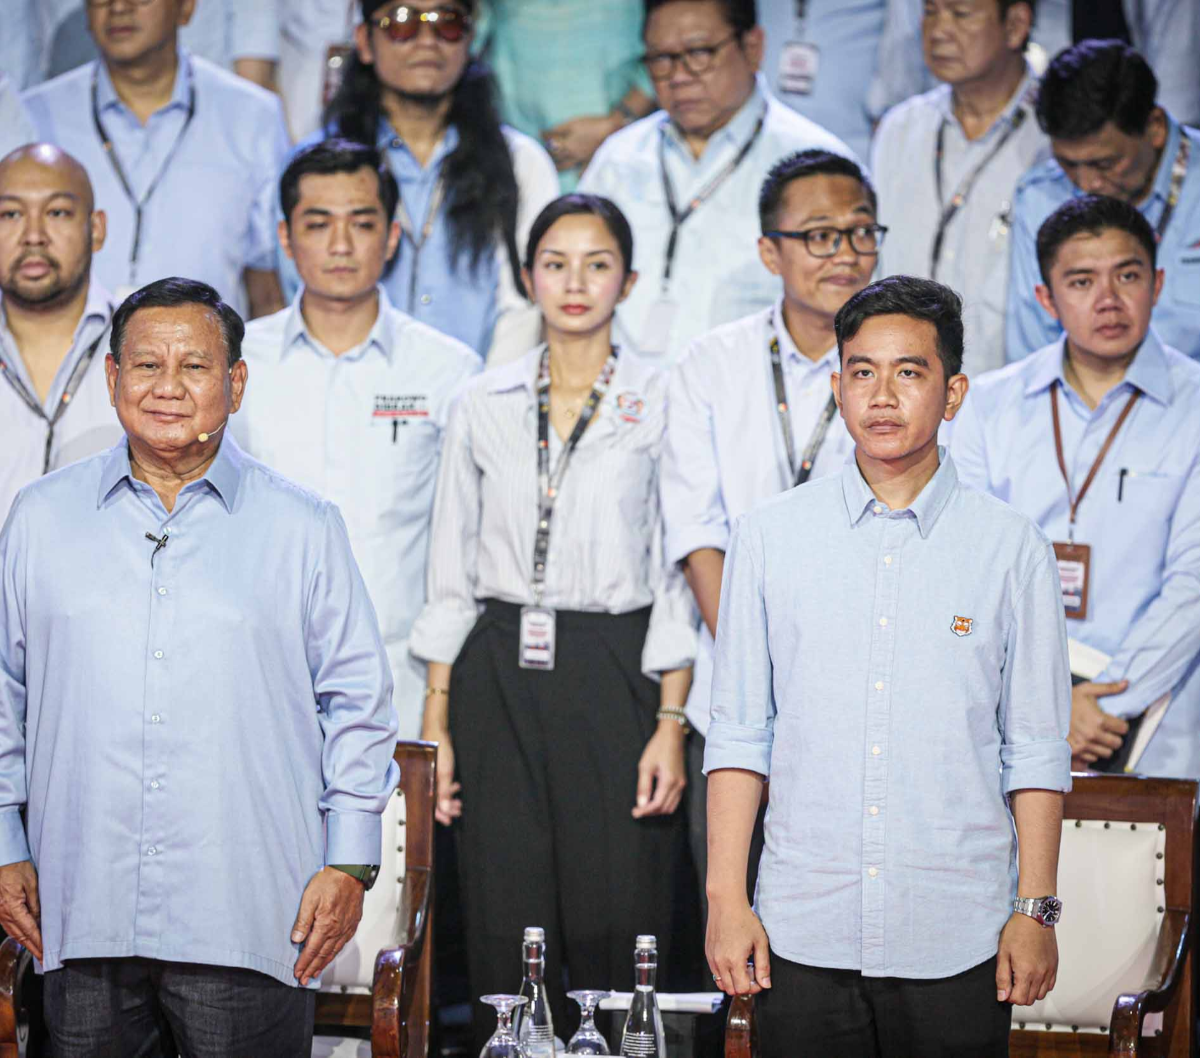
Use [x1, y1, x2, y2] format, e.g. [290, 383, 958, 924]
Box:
[1039, 897, 1062, 925]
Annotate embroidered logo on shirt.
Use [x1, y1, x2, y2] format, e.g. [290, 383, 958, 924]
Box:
[372, 394, 430, 421]
[615, 392, 645, 424]
[951, 616, 974, 637]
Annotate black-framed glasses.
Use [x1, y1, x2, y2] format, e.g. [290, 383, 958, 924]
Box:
[370, 5, 472, 43]
[642, 33, 740, 81]
[764, 224, 889, 258]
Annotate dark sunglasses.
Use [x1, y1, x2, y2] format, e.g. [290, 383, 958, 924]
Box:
[370, 5, 472, 43]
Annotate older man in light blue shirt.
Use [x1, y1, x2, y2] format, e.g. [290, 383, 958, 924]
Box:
[0, 278, 398, 1055]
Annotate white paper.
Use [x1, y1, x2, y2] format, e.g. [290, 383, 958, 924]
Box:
[599, 992, 725, 1014]
[1068, 637, 1111, 681]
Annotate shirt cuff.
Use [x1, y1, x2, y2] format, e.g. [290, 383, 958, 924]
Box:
[0, 809, 30, 867]
[408, 603, 480, 665]
[664, 523, 730, 569]
[1001, 738, 1073, 795]
[641, 616, 698, 679]
[702, 721, 773, 778]
[325, 811, 382, 866]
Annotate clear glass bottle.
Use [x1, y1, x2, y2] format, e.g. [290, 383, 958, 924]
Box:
[516, 926, 555, 1058]
[619, 935, 665, 1057]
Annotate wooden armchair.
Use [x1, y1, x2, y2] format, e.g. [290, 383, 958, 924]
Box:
[722, 774, 1198, 1058]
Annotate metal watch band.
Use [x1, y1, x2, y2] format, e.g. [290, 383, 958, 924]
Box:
[1012, 895, 1061, 926]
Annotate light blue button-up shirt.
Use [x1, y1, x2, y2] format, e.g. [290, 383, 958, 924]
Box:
[949, 332, 1200, 779]
[0, 75, 35, 159]
[1006, 116, 1200, 362]
[0, 437, 399, 986]
[704, 451, 1072, 978]
[22, 49, 289, 316]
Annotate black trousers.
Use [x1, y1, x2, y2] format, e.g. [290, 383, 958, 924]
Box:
[757, 952, 1012, 1058]
[451, 601, 686, 1052]
[42, 958, 315, 1058]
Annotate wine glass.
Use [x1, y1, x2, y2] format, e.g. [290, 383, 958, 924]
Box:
[566, 990, 612, 1054]
[480, 994, 530, 1058]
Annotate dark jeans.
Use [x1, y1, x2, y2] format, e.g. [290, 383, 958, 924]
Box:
[757, 952, 1012, 1058]
[43, 958, 316, 1058]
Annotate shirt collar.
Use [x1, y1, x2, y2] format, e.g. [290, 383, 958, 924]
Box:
[935, 62, 1037, 137]
[0, 281, 114, 391]
[486, 345, 545, 398]
[841, 446, 958, 539]
[97, 432, 245, 512]
[282, 286, 396, 363]
[95, 45, 192, 115]
[662, 73, 768, 155]
[377, 120, 460, 166]
[1146, 113, 1185, 210]
[771, 298, 838, 370]
[1023, 330, 1173, 406]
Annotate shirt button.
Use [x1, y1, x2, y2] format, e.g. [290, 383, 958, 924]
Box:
[147, 846, 158, 856]
[151, 714, 161, 724]
[874, 681, 884, 691]
[878, 617, 888, 627]
[873, 505, 883, 515]
[884, 555, 893, 566]
[153, 650, 164, 659]
[872, 745, 881, 756]
[150, 780, 160, 790]
[420, 294, 432, 305]
[157, 587, 167, 596]
[868, 867, 878, 878]
[869, 806, 880, 816]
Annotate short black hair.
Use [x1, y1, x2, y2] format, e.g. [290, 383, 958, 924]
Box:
[643, 0, 756, 36]
[834, 276, 964, 379]
[1036, 40, 1158, 140]
[279, 138, 399, 226]
[110, 278, 245, 367]
[1035, 193, 1157, 284]
[759, 149, 876, 234]
[524, 194, 635, 277]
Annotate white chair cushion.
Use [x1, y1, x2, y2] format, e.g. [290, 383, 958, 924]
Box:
[1019, 818, 1165, 1036]
[311, 1035, 371, 1058]
[321, 786, 406, 992]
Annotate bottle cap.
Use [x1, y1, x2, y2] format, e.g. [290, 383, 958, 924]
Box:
[524, 927, 546, 943]
[635, 935, 657, 949]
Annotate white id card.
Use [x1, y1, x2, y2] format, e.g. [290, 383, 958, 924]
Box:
[519, 606, 557, 670]
[639, 297, 678, 357]
[778, 42, 820, 95]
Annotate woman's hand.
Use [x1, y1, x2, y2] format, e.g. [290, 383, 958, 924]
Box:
[632, 721, 687, 818]
[421, 720, 462, 825]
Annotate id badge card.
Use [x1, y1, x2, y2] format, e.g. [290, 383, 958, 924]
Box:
[639, 297, 678, 357]
[778, 42, 820, 95]
[519, 605, 557, 670]
[1053, 541, 1091, 620]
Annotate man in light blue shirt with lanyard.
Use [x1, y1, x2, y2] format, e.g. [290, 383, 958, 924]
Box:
[1006, 40, 1200, 362]
[21, 0, 290, 319]
[953, 195, 1200, 780]
[578, 0, 852, 362]
[705, 275, 1070, 1057]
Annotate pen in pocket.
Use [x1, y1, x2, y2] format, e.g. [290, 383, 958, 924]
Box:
[1118, 468, 1128, 501]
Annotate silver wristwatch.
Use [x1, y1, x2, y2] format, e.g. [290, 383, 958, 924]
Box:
[1012, 895, 1062, 927]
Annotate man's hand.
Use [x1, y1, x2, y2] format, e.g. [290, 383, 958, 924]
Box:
[706, 895, 771, 996]
[291, 867, 366, 986]
[996, 913, 1057, 1004]
[1068, 680, 1130, 763]
[421, 722, 462, 825]
[0, 861, 42, 962]
[632, 723, 686, 818]
[542, 114, 621, 172]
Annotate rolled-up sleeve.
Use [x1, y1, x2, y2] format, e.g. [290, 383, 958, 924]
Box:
[0, 497, 30, 867]
[999, 544, 1072, 794]
[409, 392, 484, 664]
[305, 504, 400, 865]
[641, 474, 699, 678]
[661, 353, 730, 566]
[703, 515, 775, 777]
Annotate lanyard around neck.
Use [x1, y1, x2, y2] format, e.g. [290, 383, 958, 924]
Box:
[1154, 133, 1191, 242]
[91, 63, 197, 277]
[532, 346, 618, 603]
[658, 112, 765, 286]
[1049, 380, 1140, 540]
[768, 329, 837, 487]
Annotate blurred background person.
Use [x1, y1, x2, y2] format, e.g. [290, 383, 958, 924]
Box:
[0, 76, 36, 160]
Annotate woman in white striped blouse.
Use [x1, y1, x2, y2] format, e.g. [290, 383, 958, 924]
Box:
[410, 194, 697, 1046]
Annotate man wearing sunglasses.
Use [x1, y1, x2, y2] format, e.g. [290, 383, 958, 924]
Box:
[661, 148, 881, 913]
[870, 0, 1048, 377]
[578, 0, 853, 362]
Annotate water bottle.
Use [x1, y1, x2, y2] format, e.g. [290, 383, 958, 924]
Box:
[516, 926, 555, 1058]
[619, 935, 665, 1057]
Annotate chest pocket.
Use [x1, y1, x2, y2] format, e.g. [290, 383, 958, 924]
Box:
[1170, 251, 1200, 307]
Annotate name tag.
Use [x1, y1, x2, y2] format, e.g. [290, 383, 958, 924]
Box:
[1053, 541, 1091, 620]
[778, 42, 820, 95]
[519, 606, 557, 670]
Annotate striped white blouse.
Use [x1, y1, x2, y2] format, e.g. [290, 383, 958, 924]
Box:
[409, 345, 698, 677]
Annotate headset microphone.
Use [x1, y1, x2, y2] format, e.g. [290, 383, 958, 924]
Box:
[197, 420, 227, 443]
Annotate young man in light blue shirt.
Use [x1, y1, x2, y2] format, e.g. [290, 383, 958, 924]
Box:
[705, 275, 1070, 1057]
[954, 195, 1200, 780]
[1006, 40, 1200, 362]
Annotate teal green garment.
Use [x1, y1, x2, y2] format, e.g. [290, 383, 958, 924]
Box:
[477, 0, 651, 191]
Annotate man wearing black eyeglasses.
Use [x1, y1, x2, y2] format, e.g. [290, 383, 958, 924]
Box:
[578, 0, 854, 362]
[661, 148, 882, 916]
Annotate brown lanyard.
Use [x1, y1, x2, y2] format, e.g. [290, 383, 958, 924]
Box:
[1050, 380, 1140, 539]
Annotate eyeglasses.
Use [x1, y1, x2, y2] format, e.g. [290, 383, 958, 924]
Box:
[85, 0, 157, 7]
[642, 33, 740, 81]
[370, 5, 472, 43]
[764, 224, 889, 258]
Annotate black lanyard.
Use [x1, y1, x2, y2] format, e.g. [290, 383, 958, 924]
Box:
[1155, 134, 1190, 242]
[91, 64, 197, 280]
[0, 325, 109, 474]
[930, 99, 1029, 278]
[658, 113, 765, 285]
[533, 346, 618, 604]
[768, 331, 837, 487]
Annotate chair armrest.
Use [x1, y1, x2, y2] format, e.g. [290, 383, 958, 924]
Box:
[371, 867, 433, 1058]
[1108, 908, 1190, 1054]
[0, 937, 31, 1055]
[724, 993, 758, 1058]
